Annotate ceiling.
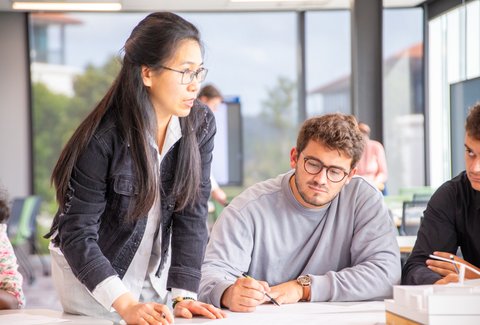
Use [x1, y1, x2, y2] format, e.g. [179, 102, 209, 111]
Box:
[0, 0, 427, 13]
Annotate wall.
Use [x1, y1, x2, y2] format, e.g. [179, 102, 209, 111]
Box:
[0, 12, 31, 198]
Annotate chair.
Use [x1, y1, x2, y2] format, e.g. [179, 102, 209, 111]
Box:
[399, 200, 428, 236]
[7, 195, 47, 284]
[412, 193, 432, 202]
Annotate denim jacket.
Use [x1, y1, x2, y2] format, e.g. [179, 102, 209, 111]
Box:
[46, 101, 215, 293]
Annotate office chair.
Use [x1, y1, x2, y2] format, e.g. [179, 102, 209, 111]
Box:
[412, 193, 432, 202]
[399, 200, 428, 236]
[7, 195, 48, 284]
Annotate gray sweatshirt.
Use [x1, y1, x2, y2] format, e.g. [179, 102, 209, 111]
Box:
[199, 170, 400, 306]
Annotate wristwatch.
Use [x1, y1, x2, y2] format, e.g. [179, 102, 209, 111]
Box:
[297, 274, 311, 302]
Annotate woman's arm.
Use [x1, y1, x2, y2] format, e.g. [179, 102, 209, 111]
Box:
[55, 135, 117, 292]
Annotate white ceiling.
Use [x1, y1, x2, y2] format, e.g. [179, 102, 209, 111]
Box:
[0, 0, 427, 13]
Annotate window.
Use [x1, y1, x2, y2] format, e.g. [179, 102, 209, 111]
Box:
[29, 12, 297, 211]
[383, 8, 424, 194]
[428, 1, 480, 186]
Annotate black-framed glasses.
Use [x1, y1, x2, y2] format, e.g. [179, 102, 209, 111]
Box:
[303, 157, 350, 183]
[160, 66, 208, 85]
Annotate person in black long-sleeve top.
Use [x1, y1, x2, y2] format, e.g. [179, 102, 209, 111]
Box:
[402, 103, 480, 285]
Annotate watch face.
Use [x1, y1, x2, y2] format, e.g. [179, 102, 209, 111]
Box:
[297, 275, 311, 286]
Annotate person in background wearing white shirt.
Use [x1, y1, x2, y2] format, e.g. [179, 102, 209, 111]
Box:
[198, 84, 228, 207]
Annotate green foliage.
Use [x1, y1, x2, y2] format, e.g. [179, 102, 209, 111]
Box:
[244, 76, 297, 186]
[32, 56, 121, 215]
[260, 76, 297, 130]
[70, 56, 121, 121]
[32, 83, 72, 210]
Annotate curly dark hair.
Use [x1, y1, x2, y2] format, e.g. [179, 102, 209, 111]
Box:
[466, 103, 480, 140]
[296, 113, 365, 168]
[0, 192, 9, 224]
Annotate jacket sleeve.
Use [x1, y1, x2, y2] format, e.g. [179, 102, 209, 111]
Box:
[311, 189, 401, 302]
[167, 108, 216, 293]
[55, 134, 118, 292]
[401, 182, 458, 285]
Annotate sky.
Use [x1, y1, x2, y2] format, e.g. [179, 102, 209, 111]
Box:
[55, 8, 423, 116]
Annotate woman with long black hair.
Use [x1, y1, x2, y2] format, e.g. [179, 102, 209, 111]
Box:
[46, 12, 225, 324]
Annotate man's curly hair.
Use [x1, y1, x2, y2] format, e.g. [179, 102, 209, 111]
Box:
[296, 113, 365, 169]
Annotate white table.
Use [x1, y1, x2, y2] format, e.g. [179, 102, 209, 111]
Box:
[0, 302, 389, 325]
[0, 309, 113, 324]
[396, 235, 417, 254]
[175, 301, 387, 325]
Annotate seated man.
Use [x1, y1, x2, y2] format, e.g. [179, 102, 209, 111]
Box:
[402, 104, 480, 285]
[199, 113, 401, 312]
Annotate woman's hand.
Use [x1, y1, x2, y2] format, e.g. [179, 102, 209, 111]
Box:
[174, 299, 227, 319]
[113, 292, 173, 325]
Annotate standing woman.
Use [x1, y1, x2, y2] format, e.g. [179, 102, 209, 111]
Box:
[46, 12, 225, 324]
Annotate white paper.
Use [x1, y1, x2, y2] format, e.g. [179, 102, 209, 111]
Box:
[175, 301, 386, 325]
[0, 314, 68, 324]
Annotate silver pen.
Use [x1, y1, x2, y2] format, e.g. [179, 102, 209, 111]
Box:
[450, 254, 460, 274]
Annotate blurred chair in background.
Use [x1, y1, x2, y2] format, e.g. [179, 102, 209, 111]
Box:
[7, 196, 48, 284]
[412, 193, 432, 202]
[399, 200, 428, 236]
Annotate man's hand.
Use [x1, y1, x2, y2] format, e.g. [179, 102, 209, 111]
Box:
[220, 277, 270, 312]
[269, 280, 303, 305]
[434, 273, 459, 285]
[174, 299, 227, 319]
[427, 251, 480, 284]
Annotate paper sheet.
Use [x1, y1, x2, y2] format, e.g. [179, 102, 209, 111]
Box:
[0, 314, 68, 324]
[175, 301, 386, 325]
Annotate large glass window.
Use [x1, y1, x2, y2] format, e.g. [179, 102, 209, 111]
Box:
[29, 12, 296, 212]
[29, 8, 426, 213]
[383, 8, 424, 194]
[306, 8, 424, 195]
[428, 1, 480, 187]
[306, 10, 351, 116]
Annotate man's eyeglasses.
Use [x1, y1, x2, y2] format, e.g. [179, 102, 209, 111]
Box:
[303, 157, 350, 183]
[160, 66, 208, 85]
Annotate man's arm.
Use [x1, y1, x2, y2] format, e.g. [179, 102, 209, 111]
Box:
[199, 206, 258, 308]
[316, 194, 400, 301]
[271, 187, 401, 302]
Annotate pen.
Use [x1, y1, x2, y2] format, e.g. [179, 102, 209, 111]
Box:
[450, 254, 460, 274]
[241, 272, 280, 306]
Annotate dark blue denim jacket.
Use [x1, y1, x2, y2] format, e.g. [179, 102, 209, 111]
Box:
[47, 101, 215, 293]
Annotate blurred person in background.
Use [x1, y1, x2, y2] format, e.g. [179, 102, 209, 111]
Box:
[0, 189, 25, 309]
[356, 122, 388, 194]
[198, 84, 228, 207]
